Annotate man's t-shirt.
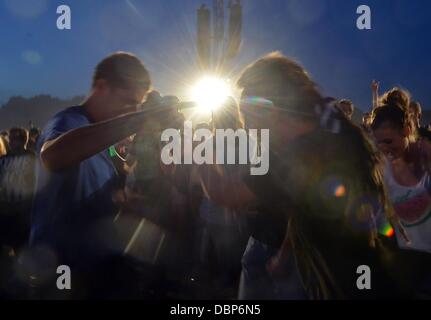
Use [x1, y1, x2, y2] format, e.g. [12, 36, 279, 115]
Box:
[30, 106, 121, 270]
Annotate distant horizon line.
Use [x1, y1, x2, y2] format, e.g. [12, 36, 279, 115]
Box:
[1, 93, 431, 114]
[0, 94, 86, 107]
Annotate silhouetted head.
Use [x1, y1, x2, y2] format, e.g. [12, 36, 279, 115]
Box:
[8, 127, 28, 155]
[380, 87, 410, 111]
[27, 127, 41, 153]
[237, 51, 321, 147]
[362, 112, 372, 128]
[88, 52, 151, 121]
[338, 99, 354, 120]
[409, 101, 422, 128]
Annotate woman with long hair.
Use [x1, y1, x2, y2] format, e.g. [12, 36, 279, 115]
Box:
[201, 52, 431, 299]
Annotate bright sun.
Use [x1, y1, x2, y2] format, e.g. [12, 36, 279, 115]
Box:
[191, 76, 232, 113]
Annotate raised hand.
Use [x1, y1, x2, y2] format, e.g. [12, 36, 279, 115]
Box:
[371, 80, 379, 92]
[371, 80, 379, 109]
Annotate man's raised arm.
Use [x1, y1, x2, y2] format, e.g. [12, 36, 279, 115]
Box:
[41, 110, 153, 172]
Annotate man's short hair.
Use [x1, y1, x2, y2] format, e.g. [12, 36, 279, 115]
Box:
[92, 52, 151, 92]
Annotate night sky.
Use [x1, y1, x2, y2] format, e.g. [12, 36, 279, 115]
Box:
[0, 0, 430, 110]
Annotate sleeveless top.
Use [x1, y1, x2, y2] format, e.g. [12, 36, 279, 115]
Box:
[384, 161, 431, 253]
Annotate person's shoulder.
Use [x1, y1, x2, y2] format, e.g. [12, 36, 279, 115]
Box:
[283, 129, 336, 156]
[274, 129, 347, 181]
[38, 106, 88, 146]
[51, 105, 87, 123]
[45, 106, 88, 130]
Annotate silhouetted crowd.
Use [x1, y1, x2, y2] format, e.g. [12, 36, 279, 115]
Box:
[1, 52, 431, 300]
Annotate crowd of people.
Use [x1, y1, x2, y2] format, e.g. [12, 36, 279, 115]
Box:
[0, 127, 40, 250]
[1, 51, 431, 299]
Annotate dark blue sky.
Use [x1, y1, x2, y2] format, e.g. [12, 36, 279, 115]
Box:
[0, 0, 430, 110]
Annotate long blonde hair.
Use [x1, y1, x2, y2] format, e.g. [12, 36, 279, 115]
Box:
[237, 51, 322, 119]
[236, 52, 409, 298]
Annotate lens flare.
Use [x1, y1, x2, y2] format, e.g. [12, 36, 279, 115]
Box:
[334, 184, 346, 198]
[380, 223, 395, 237]
[191, 76, 232, 113]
